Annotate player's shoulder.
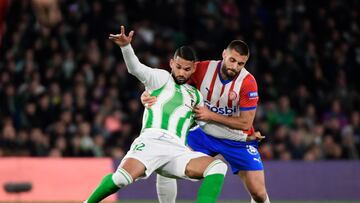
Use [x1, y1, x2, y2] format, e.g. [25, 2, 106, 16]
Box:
[195, 60, 210, 66]
[243, 70, 257, 84]
[195, 60, 213, 68]
[239, 70, 258, 93]
[155, 68, 170, 75]
[153, 68, 171, 80]
[192, 60, 213, 82]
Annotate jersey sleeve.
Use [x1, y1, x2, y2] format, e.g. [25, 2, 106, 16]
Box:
[239, 74, 259, 111]
[121, 44, 169, 91]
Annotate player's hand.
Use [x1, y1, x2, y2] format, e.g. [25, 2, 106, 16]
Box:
[141, 91, 157, 109]
[194, 106, 214, 122]
[109, 25, 134, 47]
[247, 131, 265, 141]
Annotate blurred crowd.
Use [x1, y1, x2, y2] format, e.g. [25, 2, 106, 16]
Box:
[0, 0, 359, 160]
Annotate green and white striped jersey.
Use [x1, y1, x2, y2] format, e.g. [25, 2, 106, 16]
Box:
[121, 44, 203, 144]
[142, 76, 202, 143]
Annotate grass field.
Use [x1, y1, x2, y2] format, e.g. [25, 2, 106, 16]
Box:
[114, 201, 359, 203]
[39, 201, 360, 203]
[2, 201, 359, 203]
[16, 201, 357, 203]
[116, 201, 360, 203]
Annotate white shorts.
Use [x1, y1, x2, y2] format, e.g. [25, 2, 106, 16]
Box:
[122, 129, 208, 180]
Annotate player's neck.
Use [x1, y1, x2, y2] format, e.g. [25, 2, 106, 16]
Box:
[219, 70, 228, 81]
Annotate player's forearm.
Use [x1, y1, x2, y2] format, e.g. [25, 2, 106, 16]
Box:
[210, 112, 251, 130]
[120, 44, 147, 78]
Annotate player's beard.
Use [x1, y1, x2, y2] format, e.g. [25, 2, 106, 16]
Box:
[171, 73, 188, 85]
[221, 65, 238, 80]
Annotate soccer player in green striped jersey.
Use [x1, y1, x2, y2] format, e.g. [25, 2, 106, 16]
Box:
[84, 26, 227, 203]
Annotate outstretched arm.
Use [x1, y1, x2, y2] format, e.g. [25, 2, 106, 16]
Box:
[109, 26, 168, 91]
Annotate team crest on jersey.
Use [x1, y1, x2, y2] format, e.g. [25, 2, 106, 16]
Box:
[185, 87, 197, 107]
[246, 145, 258, 155]
[228, 91, 237, 100]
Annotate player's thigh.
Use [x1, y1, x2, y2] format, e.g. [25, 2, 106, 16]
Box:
[221, 142, 263, 174]
[238, 170, 266, 194]
[185, 156, 216, 178]
[123, 134, 174, 179]
[158, 151, 211, 180]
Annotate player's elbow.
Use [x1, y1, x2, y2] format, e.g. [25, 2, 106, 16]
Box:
[244, 121, 253, 129]
[123, 59, 139, 75]
[126, 66, 139, 76]
[126, 66, 135, 74]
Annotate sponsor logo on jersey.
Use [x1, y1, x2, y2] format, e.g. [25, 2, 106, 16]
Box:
[204, 100, 237, 115]
[248, 91, 258, 99]
[246, 145, 258, 155]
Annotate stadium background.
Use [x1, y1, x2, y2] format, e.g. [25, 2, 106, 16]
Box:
[0, 0, 359, 202]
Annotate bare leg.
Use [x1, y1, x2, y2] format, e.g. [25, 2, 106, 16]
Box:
[238, 170, 270, 203]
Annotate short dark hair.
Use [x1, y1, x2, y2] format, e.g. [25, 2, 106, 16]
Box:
[174, 46, 197, 61]
[227, 40, 249, 56]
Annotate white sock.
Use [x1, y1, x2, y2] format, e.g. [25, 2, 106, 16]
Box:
[251, 195, 270, 203]
[156, 174, 177, 203]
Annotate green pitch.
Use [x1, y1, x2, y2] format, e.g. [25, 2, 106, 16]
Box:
[0, 200, 360, 203]
[1, 201, 358, 203]
[117, 201, 359, 203]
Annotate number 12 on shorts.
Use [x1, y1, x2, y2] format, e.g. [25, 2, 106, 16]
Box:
[133, 143, 145, 151]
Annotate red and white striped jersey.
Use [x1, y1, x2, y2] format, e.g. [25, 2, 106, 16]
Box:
[189, 60, 259, 141]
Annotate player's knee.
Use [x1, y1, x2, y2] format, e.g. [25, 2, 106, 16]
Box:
[203, 159, 228, 177]
[112, 168, 133, 188]
[251, 190, 267, 202]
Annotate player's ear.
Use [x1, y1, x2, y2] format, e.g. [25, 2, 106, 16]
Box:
[169, 58, 174, 69]
[222, 49, 227, 59]
[191, 62, 196, 74]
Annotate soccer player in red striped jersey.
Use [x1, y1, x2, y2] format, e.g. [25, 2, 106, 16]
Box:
[143, 40, 270, 203]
